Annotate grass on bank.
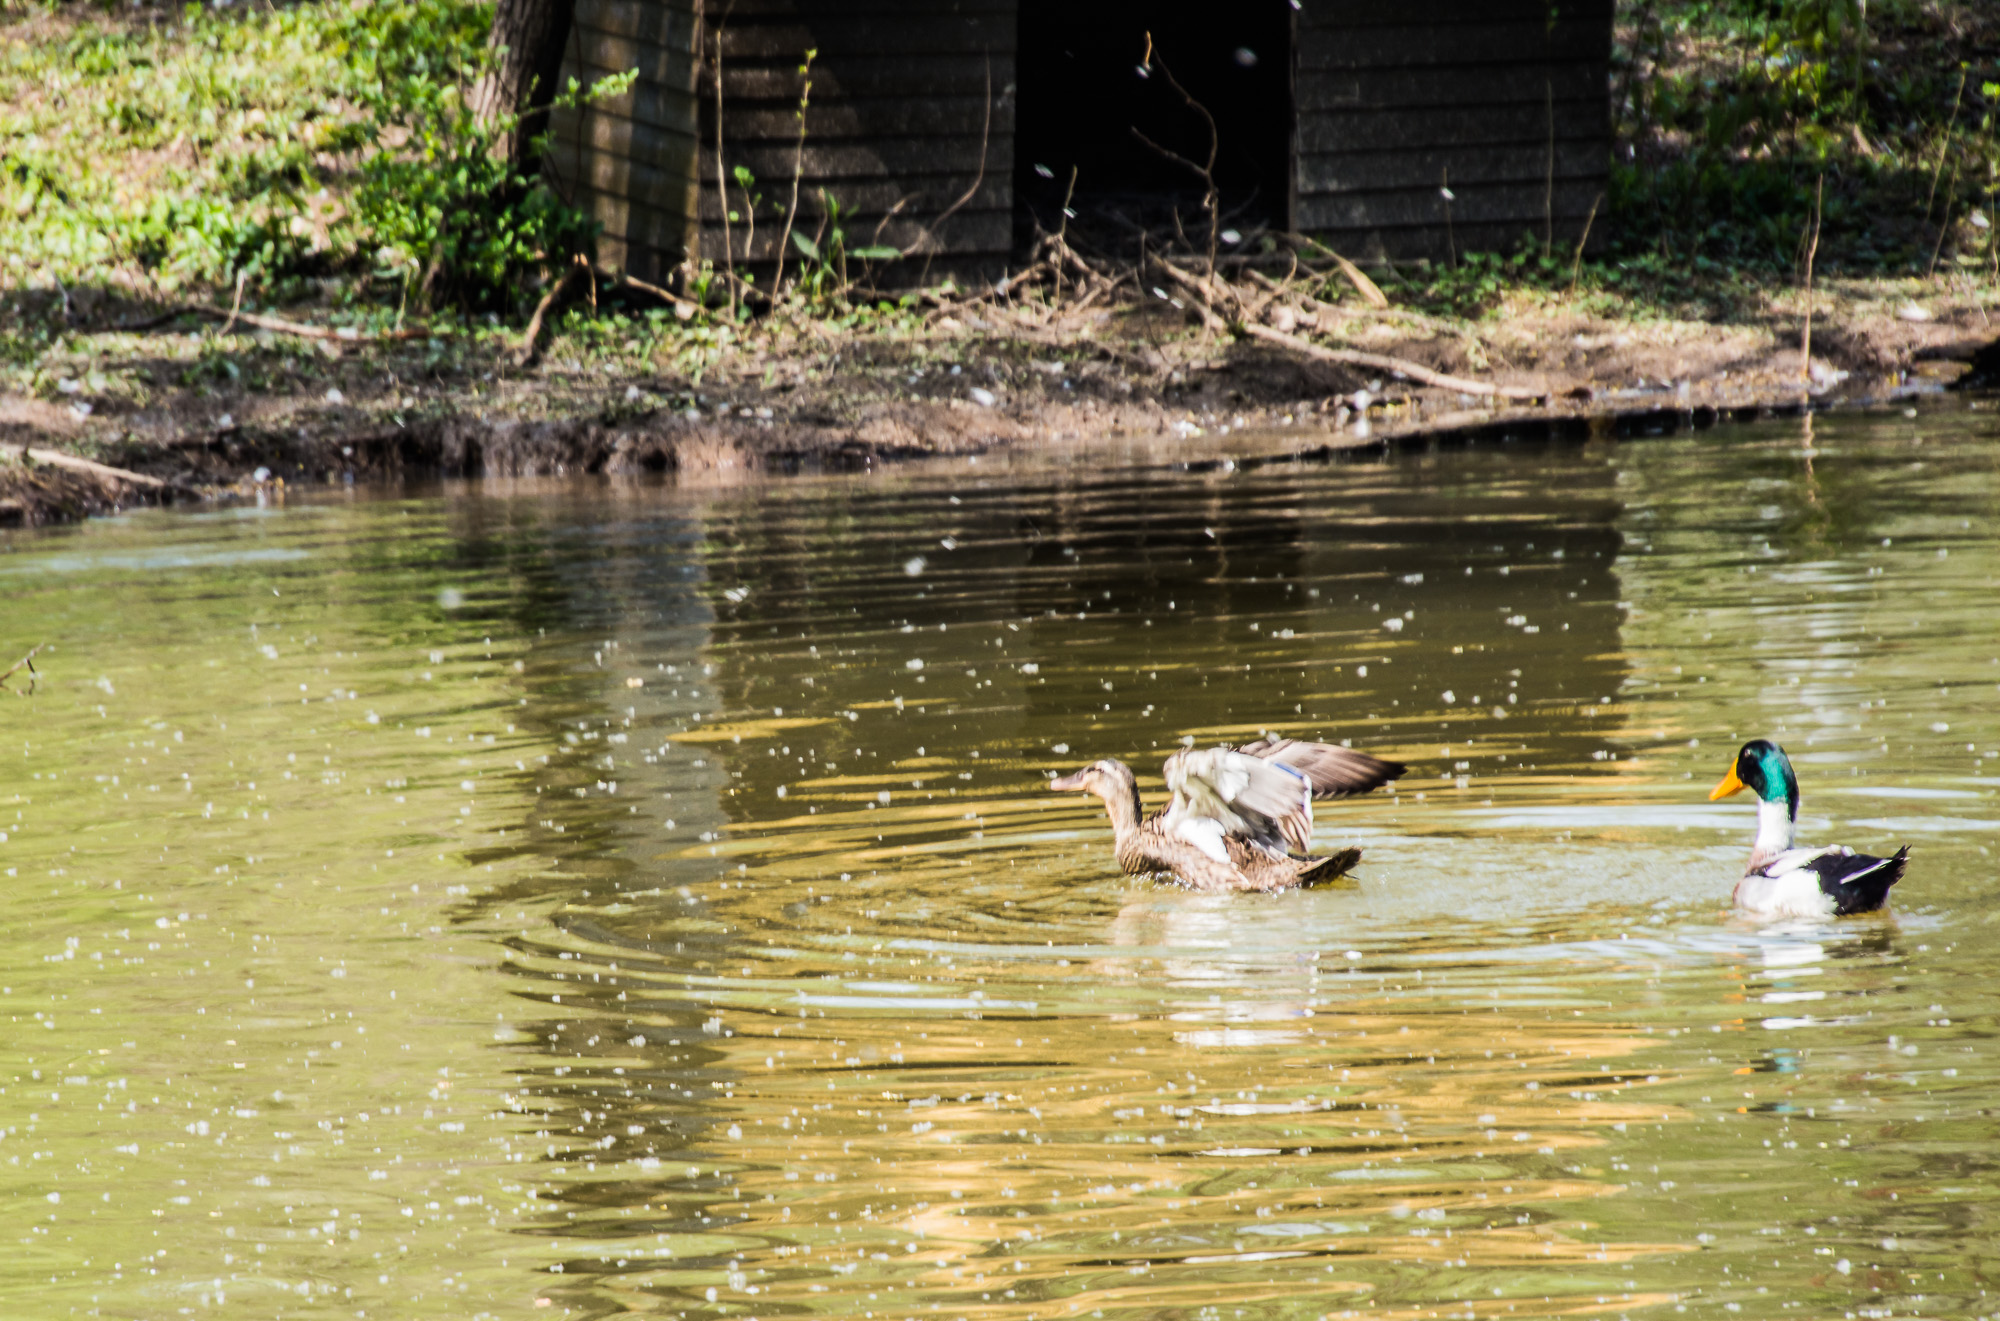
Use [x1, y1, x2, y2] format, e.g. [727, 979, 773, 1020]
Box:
[1, 0, 1996, 408]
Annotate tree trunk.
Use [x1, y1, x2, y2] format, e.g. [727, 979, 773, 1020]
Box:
[469, 0, 578, 171]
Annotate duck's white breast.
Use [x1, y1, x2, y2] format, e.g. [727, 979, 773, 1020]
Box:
[1733, 871, 1836, 919]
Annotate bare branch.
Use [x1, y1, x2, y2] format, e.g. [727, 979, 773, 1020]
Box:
[121, 305, 440, 343]
[0, 643, 43, 696]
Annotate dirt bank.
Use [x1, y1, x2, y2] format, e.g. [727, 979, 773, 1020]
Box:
[3, 275, 1995, 526]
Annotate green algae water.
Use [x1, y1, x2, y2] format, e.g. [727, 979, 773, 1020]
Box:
[4, 405, 2000, 1320]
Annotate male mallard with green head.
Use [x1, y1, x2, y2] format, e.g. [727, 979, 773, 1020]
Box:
[1049, 737, 1405, 892]
[1709, 738, 1909, 918]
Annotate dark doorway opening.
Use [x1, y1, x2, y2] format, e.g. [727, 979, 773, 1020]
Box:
[1013, 2, 1293, 251]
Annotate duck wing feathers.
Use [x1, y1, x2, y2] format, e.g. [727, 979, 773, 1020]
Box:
[1753, 844, 1908, 916]
[1236, 738, 1407, 799]
[1163, 746, 1317, 857]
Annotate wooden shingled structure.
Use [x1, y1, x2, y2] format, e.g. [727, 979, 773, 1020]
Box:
[1293, 1, 1613, 258]
[548, 1, 1611, 284]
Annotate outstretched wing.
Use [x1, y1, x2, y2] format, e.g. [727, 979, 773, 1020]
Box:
[1163, 746, 1315, 857]
[1235, 737, 1405, 799]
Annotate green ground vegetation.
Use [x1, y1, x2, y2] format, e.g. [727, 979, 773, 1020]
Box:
[0, 0, 607, 315]
[0, 0, 1994, 386]
[1614, 0, 1997, 277]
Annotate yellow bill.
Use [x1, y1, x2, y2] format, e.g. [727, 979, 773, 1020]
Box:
[1709, 765, 1745, 800]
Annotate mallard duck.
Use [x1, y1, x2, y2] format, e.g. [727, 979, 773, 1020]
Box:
[1709, 738, 1908, 917]
[1049, 737, 1406, 892]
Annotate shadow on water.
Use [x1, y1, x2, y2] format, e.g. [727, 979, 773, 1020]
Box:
[6, 410, 2000, 1318]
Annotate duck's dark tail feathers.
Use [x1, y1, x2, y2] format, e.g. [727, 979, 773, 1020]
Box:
[1814, 845, 1909, 915]
[1296, 847, 1362, 887]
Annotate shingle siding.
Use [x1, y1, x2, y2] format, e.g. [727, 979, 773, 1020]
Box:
[549, 0, 1610, 282]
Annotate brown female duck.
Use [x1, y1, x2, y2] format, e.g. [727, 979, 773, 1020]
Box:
[1049, 737, 1405, 892]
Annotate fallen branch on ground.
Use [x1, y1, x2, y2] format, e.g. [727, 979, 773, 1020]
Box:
[1270, 234, 1390, 308]
[1149, 258, 1230, 333]
[18, 446, 176, 489]
[1143, 254, 1535, 398]
[121, 305, 439, 343]
[1240, 269, 1496, 367]
[514, 263, 584, 367]
[1239, 322, 1545, 400]
[1323, 250, 1389, 309]
[615, 270, 700, 311]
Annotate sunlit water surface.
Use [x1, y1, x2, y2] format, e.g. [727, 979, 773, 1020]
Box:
[4, 406, 2000, 1320]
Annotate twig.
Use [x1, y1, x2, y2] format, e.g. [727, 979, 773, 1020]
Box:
[219, 270, 247, 338]
[1053, 166, 1078, 308]
[772, 47, 817, 298]
[1568, 193, 1602, 296]
[1441, 169, 1457, 269]
[616, 269, 700, 310]
[1149, 257, 1230, 333]
[1801, 175, 1823, 386]
[1612, 0, 1658, 141]
[1275, 234, 1389, 308]
[711, 24, 734, 318]
[1241, 268, 1488, 363]
[868, 196, 910, 250]
[515, 263, 581, 366]
[1544, 75, 1556, 258]
[1924, 67, 1968, 223]
[1135, 32, 1221, 280]
[1328, 249, 1389, 309]
[990, 257, 1056, 302]
[904, 55, 992, 262]
[1237, 255, 1296, 327]
[1927, 161, 1958, 281]
[0, 643, 43, 696]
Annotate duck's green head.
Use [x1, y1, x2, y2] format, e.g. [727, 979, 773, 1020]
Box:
[1709, 738, 1799, 820]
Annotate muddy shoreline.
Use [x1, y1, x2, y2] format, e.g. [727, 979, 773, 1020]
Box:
[3, 287, 1994, 526]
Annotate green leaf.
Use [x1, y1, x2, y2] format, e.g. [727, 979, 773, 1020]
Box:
[848, 245, 900, 261]
[790, 231, 821, 260]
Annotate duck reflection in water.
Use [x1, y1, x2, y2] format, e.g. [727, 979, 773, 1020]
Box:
[1049, 736, 1405, 892]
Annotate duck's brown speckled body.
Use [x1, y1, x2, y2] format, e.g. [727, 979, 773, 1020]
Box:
[1051, 738, 1403, 893]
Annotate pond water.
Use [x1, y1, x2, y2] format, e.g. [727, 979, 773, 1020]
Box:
[4, 404, 2000, 1321]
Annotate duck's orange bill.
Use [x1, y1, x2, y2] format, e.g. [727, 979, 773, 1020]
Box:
[1709, 765, 1746, 800]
